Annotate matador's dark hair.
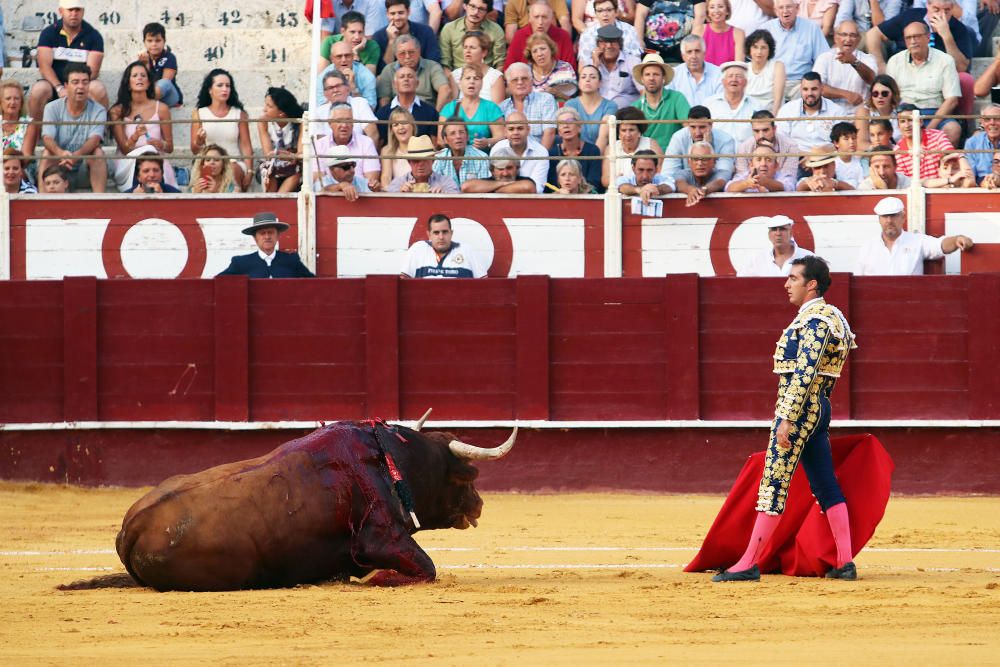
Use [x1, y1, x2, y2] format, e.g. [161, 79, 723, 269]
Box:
[791, 255, 831, 296]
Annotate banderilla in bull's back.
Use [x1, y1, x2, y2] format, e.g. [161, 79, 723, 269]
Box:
[60, 412, 516, 592]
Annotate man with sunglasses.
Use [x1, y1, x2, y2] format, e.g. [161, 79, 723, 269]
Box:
[438, 0, 506, 69]
[321, 145, 371, 201]
[812, 20, 877, 111]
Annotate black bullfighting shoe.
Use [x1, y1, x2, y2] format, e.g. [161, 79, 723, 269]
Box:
[711, 565, 761, 582]
[824, 561, 858, 580]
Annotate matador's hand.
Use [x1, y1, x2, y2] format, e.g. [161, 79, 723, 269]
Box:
[776, 420, 792, 450]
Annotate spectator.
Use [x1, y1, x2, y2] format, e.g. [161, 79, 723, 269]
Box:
[191, 69, 253, 191]
[507, 0, 574, 42]
[462, 147, 544, 192]
[616, 149, 676, 202]
[973, 49, 1000, 98]
[551, 158, 599, 193]
[131, 155, 180, 193]
[633, 0, 707, 61]
[694, 0, 746, 66]
[380, 107, 417, 189]
[895, 103, 956, 179]
[489, 112, 549, 191]
[867, 0, 973, 75]
[433, 116, 491, 189]
[885, 21, 962, 147]
[3, 149, 36, 194]
[577, 0, 644, 65]
[662, 106, 736, 183]
[526, 34, 578, 102]
[400, 213, 488, 279]
[854, 74, 901, 149]
[388, 135, 459, 192]
[322, 144, 372, 201]
[315, 103, 382, 188]
[500, 63, 558, 148]
[375, 0, 442, 75]
[41, 165, 71, 193]
[191, 144, 240, 193]
[548, 106, 604, 192]
[831, 121, 865, 187]
[603, 106, 663, 188]
[376, 65, 441, 145]
[318, 12, 381, 74]
[450, 32, 507, 104]
[325, 39, 379, 108]
[911, 0, 991, 56]
[923, 152, 977, 187]
[733, 110, 800, 190]
[855, 196, 973, 275]
[377, 35, 452, 110]
[440, 1, 507, 71]
[705, 61, 762, 143]
[1, 79, 38, 158]
[675, 140, 727, 205]
[632, 53, 691, 148]
[744, 29, 786, 114]
[980, 151, 1000, 189]
[38, 63, 106, 193]
[812, 21, 877, 112]
[28, 0, 108, 122]
[506, 1, 576, 68]
[776, 72, 844, 151]
[797, 145, 855, 191]
[761, 0, 827, 95]
[218, 212, 315, 278]
[320, 0, 389, 36]
[574, 0, 639, 34]
[726, 142, 787, 191]
[835, 0, 905, 34]
[737, 215, 814, 276]
[869, 118, 897, 148]
[439, 64, 505, 148]
[966, 104, 1000, 181]
[799, 0, 839, 36]
[567, 65, 618, 146]
[858, 144, 912, 189]
[109, 61, 177, 190]
[591, 25, 642, 110]
[668, 36, 723, 106]
[407, 0, 445, 31]
[257, 87, 303, 193]
[137, 22, 182, 107]
[313, 70, 380, 146]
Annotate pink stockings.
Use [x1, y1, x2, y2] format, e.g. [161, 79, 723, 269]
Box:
[728, 503, 854, 573]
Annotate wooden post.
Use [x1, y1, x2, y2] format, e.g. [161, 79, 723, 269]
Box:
[663, 274, 700, 419]
[214, 275, 249, 421]
[62, 276, 98, 421]
[365, 274, 400, 418]
[516, 275, 550, 420]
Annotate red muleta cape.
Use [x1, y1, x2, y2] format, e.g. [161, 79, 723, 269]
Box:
[685, 434, 894, 577]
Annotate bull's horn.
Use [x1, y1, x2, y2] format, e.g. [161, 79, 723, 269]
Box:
[448, 426, 517, 461]
[414, 408, 432, 432]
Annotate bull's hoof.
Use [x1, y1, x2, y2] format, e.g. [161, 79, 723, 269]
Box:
[711, 565, 760, 582]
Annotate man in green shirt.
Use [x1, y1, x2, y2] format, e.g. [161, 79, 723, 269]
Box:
[319, 11, 381, 73]
[631, 53, 690, 149]
[438, 0, 506, 69]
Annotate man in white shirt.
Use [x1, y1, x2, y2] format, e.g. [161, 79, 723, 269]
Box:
[776, 72, 845, 150]
[490, 111, 548, 192]
[811, 20, 877, 111]
[705, 61, 762, 143]
[738, 215, 814, 276]
[312, 70, 379, 145]
[400, 212, 487, 279]
[855, 196, 974, 275]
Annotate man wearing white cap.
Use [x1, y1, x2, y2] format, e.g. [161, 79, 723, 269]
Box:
[855, 197, 974, 275]
[217, 213, 315, 278]
[704, 61, 762, 143]
[28, 0, 108, 121]
[738, 215, 814, 276]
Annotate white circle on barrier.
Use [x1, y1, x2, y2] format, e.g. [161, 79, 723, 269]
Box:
[728, 217, 770, 274]
[121, 218, 189, 278]
[451, 216, 495, 270]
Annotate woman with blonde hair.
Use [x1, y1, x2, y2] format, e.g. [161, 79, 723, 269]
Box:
[552, 159, 597, 194]
[693, 0, 745, 66]
[451, 32, 506, 104]
[380, 106, 416, 190]
[191, 144, 240, 193]
[525, 33, 578, 102]
[1, 80, 37, 158]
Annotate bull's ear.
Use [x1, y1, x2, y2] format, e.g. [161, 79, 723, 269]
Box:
[449, 461, 479, 483]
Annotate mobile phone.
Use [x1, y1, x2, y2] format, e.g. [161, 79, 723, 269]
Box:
[200, 163, 213, 180]
[143, 183, 156, 193]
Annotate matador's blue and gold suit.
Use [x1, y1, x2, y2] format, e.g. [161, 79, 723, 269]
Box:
[757, 297, 858, 515]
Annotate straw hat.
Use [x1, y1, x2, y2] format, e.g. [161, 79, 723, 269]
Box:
[401, 135, 437, 160]
[632, 53, 674, 87]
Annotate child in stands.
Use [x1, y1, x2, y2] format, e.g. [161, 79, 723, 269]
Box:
[138, 22, 183, 107]
[41, 165, 71, 192]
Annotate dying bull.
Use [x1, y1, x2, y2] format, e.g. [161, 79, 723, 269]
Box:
[115, 413, 515, 591]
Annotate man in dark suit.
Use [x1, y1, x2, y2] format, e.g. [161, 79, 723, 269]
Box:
[217, 212, 315, 278]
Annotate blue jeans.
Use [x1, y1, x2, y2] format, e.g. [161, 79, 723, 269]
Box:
[156, 79, 181, 107]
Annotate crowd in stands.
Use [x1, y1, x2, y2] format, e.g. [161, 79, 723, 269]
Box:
[3, 0, 1000, 198]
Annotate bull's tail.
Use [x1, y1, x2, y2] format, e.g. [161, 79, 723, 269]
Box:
[56, 572, 139, 590]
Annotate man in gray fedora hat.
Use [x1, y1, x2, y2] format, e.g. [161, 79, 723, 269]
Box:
[217, 212, 315, 278]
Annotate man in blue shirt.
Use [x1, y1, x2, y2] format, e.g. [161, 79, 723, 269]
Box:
[661, 105, 736, 182]
[762, 0, 828, 92]
[966, 104, 1000, 181]
[667, 35, 723, 106]
[374, 0, 442, 75]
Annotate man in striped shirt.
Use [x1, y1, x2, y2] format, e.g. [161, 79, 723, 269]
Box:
[894, 103, 955, 180]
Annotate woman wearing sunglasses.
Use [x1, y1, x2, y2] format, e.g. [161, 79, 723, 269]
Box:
[855, 74, 901, 150]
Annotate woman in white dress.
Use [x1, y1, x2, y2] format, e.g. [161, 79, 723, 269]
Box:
[745, 29, 785, 115]
[191, 68, 253, 191]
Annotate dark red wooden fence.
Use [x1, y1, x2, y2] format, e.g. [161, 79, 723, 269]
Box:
[2, 274, 999, 424]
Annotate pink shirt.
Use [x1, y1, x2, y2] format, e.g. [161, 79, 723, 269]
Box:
[703, 25, 736, 66]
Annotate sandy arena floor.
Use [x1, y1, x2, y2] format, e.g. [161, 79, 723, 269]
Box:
[1, 483, 998, 664]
